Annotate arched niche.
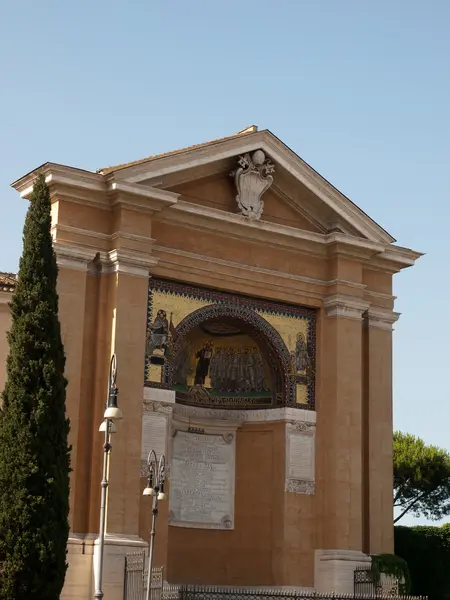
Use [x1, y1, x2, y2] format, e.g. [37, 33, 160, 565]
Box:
[166, 303, 295, 408]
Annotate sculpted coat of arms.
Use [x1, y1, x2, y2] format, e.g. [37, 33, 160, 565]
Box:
[231, 150, 275, 220]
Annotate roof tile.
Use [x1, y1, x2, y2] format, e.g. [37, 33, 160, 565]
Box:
[0, 272, 16, 292]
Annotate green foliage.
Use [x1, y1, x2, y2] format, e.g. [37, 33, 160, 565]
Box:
[394, 431, 450, 523]
[395, 525, 450, 600]
[371, 553, 411, 594]
[0, 174, 71, 599]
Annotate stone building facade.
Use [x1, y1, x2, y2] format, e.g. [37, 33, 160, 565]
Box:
[1, 126, 420, 599]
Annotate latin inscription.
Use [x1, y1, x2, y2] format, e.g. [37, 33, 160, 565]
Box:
[288, 433, 314, 481]
[169, 430, 235, 529]
[141, 413, 167, 476]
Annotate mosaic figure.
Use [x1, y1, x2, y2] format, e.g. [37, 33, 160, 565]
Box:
[194, 340, 214, 386]
[253, 347, 267, 392]
[209, 346, 223, 389]
[172, 340, 193, 386]
[209, 345, 268, 393]
[243, 347, 256, 391]
[295, 332, 310, 373]
[146, 309, 169, 356]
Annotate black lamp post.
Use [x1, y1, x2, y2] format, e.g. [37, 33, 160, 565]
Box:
[143, 450, 166, 600]
[94, 354, 123, 600]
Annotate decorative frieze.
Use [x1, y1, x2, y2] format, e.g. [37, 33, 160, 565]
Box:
[285, 479, 315, 495]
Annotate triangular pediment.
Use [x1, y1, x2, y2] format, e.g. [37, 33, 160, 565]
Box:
[101, 128, 395, 244]
[166, 173, 326, 235]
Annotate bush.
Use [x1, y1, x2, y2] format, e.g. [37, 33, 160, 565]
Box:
[395, 525, 450, 600]
[371, 553, 411, 594]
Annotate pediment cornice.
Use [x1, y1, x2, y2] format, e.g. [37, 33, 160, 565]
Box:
[10, 132, 423, 273]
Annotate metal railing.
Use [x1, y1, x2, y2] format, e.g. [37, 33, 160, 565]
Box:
[124, 552, 179, 600]
[178, 586, 425, 600]
[124, 553, 425, 600]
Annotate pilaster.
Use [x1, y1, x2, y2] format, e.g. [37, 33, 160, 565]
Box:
[54, 244, 96, 530]
[91, 248, 157, 537]
[315, 293, 369, 592]
[363, 307, 398, 555]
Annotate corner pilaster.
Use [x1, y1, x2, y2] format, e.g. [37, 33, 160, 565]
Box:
[315, 293, 368, 592]
[363, 307, 397, 555]
[54, 244, 96, 531]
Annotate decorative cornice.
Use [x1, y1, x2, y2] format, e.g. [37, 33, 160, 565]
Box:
[53, 242, 159, 277]
[12, 164, 105, 198]
[10, 139, 422, 275]
[323, 293, 369, 320]
[366, 307, 400, 331]
[157, 202, 421, 271]
[145, 398, 317, 425]
[119, 130, 392, 244]
[52, 224, 155, 247]
[107, 181, 179, 214]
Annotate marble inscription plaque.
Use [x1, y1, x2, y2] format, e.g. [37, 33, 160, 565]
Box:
[169, 430, 235, 530]
[287, 433, 314, 481]
[141, 413, 167, 476]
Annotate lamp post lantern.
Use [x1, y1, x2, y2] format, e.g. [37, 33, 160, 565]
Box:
[94, 353, 123, 600]
[143, 450, 166, 600]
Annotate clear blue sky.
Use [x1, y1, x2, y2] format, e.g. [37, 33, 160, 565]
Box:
[1, 1, 448, 525]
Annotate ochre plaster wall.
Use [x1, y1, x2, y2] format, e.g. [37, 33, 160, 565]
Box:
[3, 170, 399, 592]
[139, 422, 307, 587]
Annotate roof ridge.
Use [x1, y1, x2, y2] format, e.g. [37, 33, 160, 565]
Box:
[97, 126, 259, 176]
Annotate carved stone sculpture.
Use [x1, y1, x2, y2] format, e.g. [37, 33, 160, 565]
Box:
[231, 150, 275, 220]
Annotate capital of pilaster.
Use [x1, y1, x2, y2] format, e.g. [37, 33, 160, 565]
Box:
[323, 293, 369, 321]
[367, 307, 400, 331]
[102, 248, 158, 277]
[54, 242, 96, 272]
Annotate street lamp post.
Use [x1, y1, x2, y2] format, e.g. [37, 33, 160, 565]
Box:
[143, 451, 166, 600]
[94, 354, 123, 600]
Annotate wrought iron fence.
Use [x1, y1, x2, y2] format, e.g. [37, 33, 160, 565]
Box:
[354, 567, 382, 597]
[124, 553, 425, 600]
[178, 586, 425, 600]
[124, 551, 179, 600]
[354, 566, 410, 597]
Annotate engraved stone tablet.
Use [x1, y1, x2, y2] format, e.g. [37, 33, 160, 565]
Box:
[169, 430, 235, 530]
[285, 423, 315, 494]
[141, 413, 167, 476]
[288, 433, 314, 481]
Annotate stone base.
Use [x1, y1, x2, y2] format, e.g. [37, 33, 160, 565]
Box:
[314, 549, 371, 594]
[94, 533, 148, 600]
[61, 533, 147, 600]
[61, 535, 95, 600]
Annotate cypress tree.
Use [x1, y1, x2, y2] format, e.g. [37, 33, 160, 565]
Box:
[0, 174, 70, 599]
